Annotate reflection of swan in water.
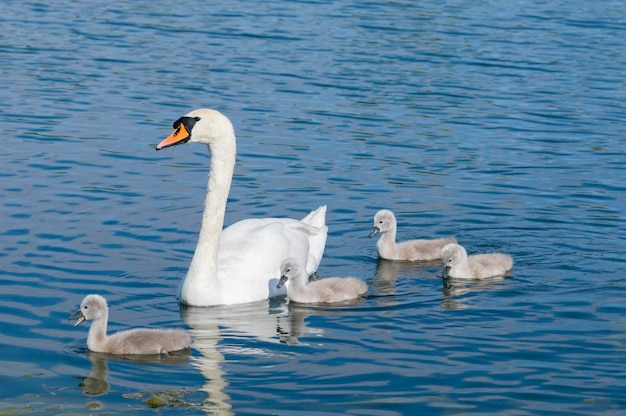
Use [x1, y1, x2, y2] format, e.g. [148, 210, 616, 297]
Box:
[77, 350, 191, 397]
[180, 300, 318, 413]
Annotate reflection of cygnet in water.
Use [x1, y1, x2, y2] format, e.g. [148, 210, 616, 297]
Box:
[441, 243, 513, 279]
[76, 350, 192, 397]
[71, 294, 191, 354]
[77, 352, 110, 396]
[369, 209, 456, 261]
[277, 257, 368, 303]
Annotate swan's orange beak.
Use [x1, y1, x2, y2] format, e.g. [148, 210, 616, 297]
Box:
[156, 123, 191, 150]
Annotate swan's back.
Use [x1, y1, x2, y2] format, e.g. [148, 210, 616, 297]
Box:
[221, 206, 327, 274]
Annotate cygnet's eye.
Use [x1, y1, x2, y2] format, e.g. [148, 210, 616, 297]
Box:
[83, 305, 89, 310]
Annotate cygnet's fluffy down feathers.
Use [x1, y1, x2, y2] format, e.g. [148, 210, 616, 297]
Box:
[71, 294, 190, 355]
[278, 258, 367, 303]
[91, 328, 190, 355]
[441, 243, 513, 279]
[369, 209, 456, 261]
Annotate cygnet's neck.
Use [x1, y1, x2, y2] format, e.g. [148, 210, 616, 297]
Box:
[181, 138, 236, 305]
[377, 226, 397, 251]
[87, 310, 109, 352]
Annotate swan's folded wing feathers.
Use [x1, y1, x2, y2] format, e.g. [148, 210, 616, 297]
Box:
[300, 205, 327, 228]
[217, 219, 312, 301]
[221, 217, 325, 275]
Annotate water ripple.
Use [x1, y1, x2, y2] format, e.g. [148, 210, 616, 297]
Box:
[1, 0, 625, 414]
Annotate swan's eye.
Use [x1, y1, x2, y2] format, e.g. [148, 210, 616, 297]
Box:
[83, 305, 88, 310]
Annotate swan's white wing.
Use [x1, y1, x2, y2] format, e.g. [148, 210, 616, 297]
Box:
[298, 205, 328, 273]
[215, 214, 327, 305]
[222, 206, 327, 274]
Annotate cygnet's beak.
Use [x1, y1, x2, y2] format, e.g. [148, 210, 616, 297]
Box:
[156, 120, 191, 150]
[276, 274, 288, 289]
[368, 226, 380, 238]
[70, 309, 86, 327]
[442, 265, 452, 280]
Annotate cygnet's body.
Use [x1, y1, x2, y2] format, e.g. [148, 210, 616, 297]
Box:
[277, 258, 368, 303]
[369, 209, 456, 261]
[441, 243, 513, 279]
[71, 294, 191, 355]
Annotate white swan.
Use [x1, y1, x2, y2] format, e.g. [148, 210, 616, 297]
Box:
[441, 243, 513, 279]
[369, 209, 456, 261]
[277, 257, 368, 303]
[71, 294, 191, 355]
[156, 109, 328, 306]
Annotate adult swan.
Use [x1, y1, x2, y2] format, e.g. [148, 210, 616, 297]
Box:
[156, 109, 328, 306]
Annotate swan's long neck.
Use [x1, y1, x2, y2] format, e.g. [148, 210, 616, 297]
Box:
[180, 137, 236, 306]
[87, 310, 109, 352]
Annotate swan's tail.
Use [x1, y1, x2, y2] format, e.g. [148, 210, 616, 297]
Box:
[300, 206, 328, 274]
[300, 205, 327, 228]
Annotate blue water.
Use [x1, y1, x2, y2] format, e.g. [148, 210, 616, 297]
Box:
[1, 0, 625, 414]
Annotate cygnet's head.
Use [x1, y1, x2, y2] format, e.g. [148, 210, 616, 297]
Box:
[156, 108, 234, 150]
[277, 257, 300, 289]
[441, 243, 466, 279]
[71, 294, 108, 327]
[369, 209, 397, 238]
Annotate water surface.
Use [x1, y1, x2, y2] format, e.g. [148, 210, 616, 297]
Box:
[1, 0, 625, 414]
